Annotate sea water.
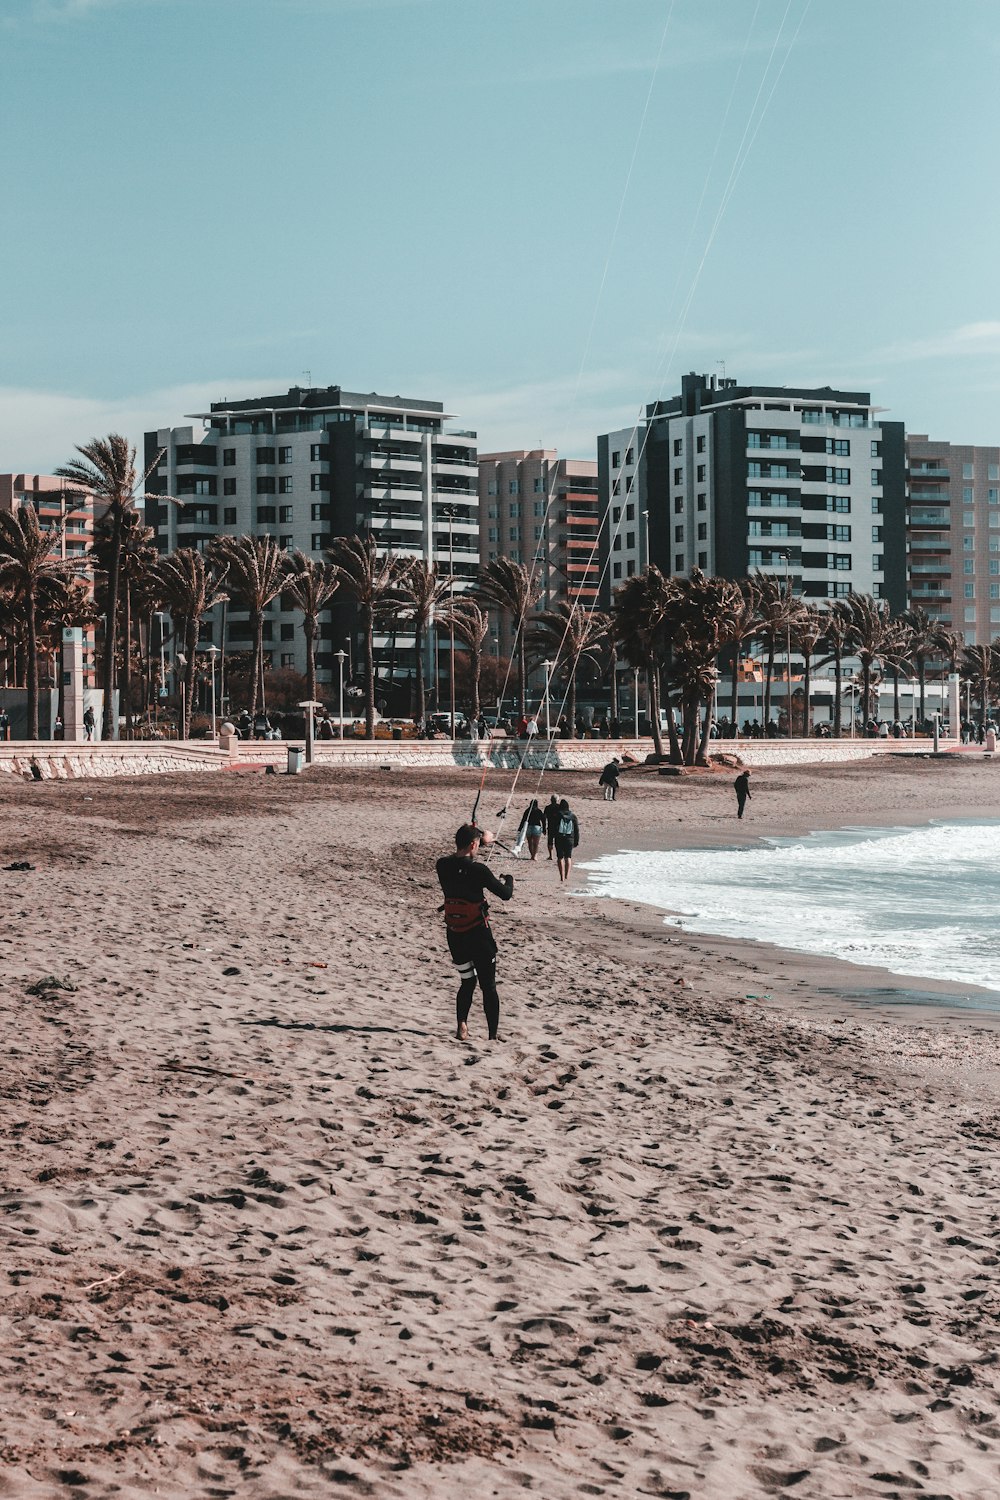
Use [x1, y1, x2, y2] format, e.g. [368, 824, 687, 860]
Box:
[580, 821, 1000, 998]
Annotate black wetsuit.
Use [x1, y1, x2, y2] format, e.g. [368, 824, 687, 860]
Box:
[435, 854, 513, 1038]
[543, 799, 561, 855]
[734, 772, 751, 819]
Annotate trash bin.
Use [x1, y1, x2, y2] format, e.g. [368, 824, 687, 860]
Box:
[287, 745, 305, 775]
[392, 727, 403, 741]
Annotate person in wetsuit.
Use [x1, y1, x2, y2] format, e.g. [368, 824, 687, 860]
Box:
[734, 768, 752, 819]
[436, 824, 514, 1042]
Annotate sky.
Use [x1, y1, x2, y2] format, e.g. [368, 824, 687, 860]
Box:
[2, 0, 1000, 470]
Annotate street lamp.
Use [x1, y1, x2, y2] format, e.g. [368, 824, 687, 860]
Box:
[779, 551, 792, 735]
[633, 666, 640, 739]
[176, 652, 187, 739]
[542, 658, 553, 738]
[441, 504, 458, 737]
[155, 611, 168, 725]
[641, 509, 650, 571]
[335, 649, 347, 740]
[206, 644, 220, 738]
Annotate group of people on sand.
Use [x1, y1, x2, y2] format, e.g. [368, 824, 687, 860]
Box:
[514, 795, 580, 879]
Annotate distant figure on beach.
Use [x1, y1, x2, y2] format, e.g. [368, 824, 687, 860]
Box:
[436, 823, 513, 1042]
[83, 706, 96, 741]
[599, 757, 621, 801]
[734, 768, 752, 819]
[543, 794, 561, 860]
[525, 714, 539, 740]
[554, 798, 580, 883]
[516, 799, 545, 860]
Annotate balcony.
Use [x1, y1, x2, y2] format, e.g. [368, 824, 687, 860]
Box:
[909, 535, 951, 551]
[365, 452, 423, 474]
[433, 457, 478, 475]
[908, 510, 950, 526]
[911, 586, 951, 600]
[909, 562, 951, 575]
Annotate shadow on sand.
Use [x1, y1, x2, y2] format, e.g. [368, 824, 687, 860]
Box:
[239, 1017, 432, 1037]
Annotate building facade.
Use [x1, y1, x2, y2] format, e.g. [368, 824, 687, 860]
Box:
[145, 385, 478, 692]
[596, 425, 647, 604]
[905, 436, 1000, 645]
[478, 450, 599, 662]
[608, 372, 906, 612]
[0, 473, 97, 686]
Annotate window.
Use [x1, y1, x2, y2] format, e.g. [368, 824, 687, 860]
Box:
[310, 443, 324, 462]
[991, 584, 1000, 599]
[281, 653, 295, 668]
[990, 464, 1000, 481]
[310, 533, 329, 550]
[965, 583, 976, 599]
[278, 446, 292, 465]
[279, 505, 293, 523]
[487, 527, 497, 543]
[611, 451, 621, 467]
[747, 549, 763, 568]
[626, 531, 635, 548]
[533, 500, 545, 517]
[673, 438, 682, 456]
[256, 506, 276, 523]
[626, 476, 634, 492]
[696, 464, 706, 482]
[698, 551, 708, 568]
[510, 502, 521, 518]
[697, 523, 707, 541]
[989, 489, 999, 504]
[992, 560, 1000, 576]
[508, 480, 520, 495]
[279, 476, 293, 494]
[487, 480, 498, 496]
[627, 559, 636, 576]
[675, 553, 684, 571]
[487, 505, 498, 519]
[612, 534, 621, 552]
[533, 525, 543, 540]
[279, 535, 292, 550]
[827, 467, 849, 485]
[696, 493, 706, 511]
[964, 510, 976, 527]
[613, 561, 622, 579]
[992, 607, 1000, 624]
[828, 496, 850, 513]
[626, 503, 635, 521]
[674, 524, 684, 542]
[673, 497, 683, 514]
[872, 525, 883, 542]
[871, 440, 881, 458]
[832, 525, 851, 541]
[223, 478, 236, 496]
[280, 623, 295, 641]
[310, 474, 327, 491]
[223, 449, 236, 466]
[310, 502, 329, 521]
[965, 559, 976, 574]
[830, 554, 851, 570]
[696, 435, 705, 453]
[533, 478, 546, 493]
[963, 463, 974, 479]
[509, 525, 521, 541]
[965, 608, 977, 623]
[965, 535, 975, 550]
[872, 498, 880, 513]
[748, 432, 762, 449]
[256, 448, 275, 465]
[612, 505, 621, 523]
[256, 476, 276, 495]
[673, 467, 683, 485]
[624, 447, 633, 464]
[873, 554, 884, 573]
[224, 506, 237, 525]
[830, 438, 850, 457]
[964, 487, 974, 503]
[194, 478, 214, 495]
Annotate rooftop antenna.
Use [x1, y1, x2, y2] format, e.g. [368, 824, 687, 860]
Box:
[716, 359, 726, 383]
[302, 370, 312, 388]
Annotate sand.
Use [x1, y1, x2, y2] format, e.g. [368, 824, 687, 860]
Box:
[2, 755, 1000, 1499]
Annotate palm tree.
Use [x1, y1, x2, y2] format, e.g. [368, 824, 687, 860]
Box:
[527, 601, 610, 738]
[283, 551, 339, 711]
[210, 535, 289, 720]
[327, 533, 409, 738]
[933, 626, 965, 731]
[790, 605, 826, 738]
[55, 435, 166, 739]
[671, 569, 742, 764]
[817, 604, 854, 737]
[835, 594, 905, 732]
[475, 557, 541, 719]
[155, 549, 229, 738]
[611, 566, 679, 760]
[962, 643, 995, 737]
[397, 559, 453, 725]
[902, 605, 938, 727]
[438, 597, 489, 721]
[752, 571, 803, 729]
[0, 508, 71, 738]
[723, 578, 760, 732]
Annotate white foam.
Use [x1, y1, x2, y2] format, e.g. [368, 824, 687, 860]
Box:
[580, 821, 1000, 995]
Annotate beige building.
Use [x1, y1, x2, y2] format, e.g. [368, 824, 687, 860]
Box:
[0, 474, 96, 685]
[906, 437, 1000, 645]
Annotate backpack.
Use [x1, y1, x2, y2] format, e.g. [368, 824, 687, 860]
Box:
[558, 812, 575, 838]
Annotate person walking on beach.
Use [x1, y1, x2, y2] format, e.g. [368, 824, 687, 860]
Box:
[599, 757, 621, 801]
[554, 798, 580, 883]
[734, 768, 752, 819]
[83, 705, 96, 741]
[436, 823, 514, 1042]
[516, 798, 545, 860]
[543, 794, 561, 860]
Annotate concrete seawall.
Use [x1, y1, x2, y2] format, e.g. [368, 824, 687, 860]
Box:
[0, 736, 963, 780]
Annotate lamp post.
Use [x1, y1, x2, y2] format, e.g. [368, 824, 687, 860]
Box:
[443, 504, 457, 738]
[633, 666, 640, 738]
[206, 644, 219, 739]
[155, 611, 167, 728]
[176, 652, 187, 740]
[780, 551, 792, 735]
[298, 699, 322, 764]
[543, 658, 553, 738]
[335, 649, 346, 739]
[641, 509, 650, 571]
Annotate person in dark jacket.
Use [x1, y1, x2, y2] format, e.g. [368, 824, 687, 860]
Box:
[599, 757, 621, 801]
[554, 799, 580, 883]
[543, 794, 561, 860]
[436, 824, 514, 1041]
[734, 768, 752, 819]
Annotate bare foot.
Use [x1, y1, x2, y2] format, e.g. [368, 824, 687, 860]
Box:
[456, 1021, 469, 1041]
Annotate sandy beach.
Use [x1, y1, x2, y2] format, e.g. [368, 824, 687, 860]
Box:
[3, 755, 1000, 1499]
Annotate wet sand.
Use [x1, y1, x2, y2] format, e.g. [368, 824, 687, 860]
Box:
[2, 756, 1000, 1498]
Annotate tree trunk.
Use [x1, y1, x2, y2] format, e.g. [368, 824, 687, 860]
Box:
[122, 576, 133, 739]
[802, 654, 812, 737]
[219, 599, 228, 721]
[567, 667, 577, 740]
[647, 666, 663, 757]
[696, 694, 713, 764]
[363, 602, 376, 738]
[305, 617, 317, 709]
[414, 617, 425, 724]
[763, 639, 775, 726]
[249, 611, 262, 719]
[517, 623, 526, 720]
[861, 661, 872, 732]
[102, 514, 123, 740]
[183, 618, 197, 739]
[892, 665, 901, 723]
[918, 659, 926, 725]
[26, 586, 39, 739]
[729, 648, 740, 735]
[470, 644, 481, 721]
[833, 649, 843, 737]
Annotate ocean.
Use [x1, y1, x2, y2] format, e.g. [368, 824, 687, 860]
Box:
[580, 820, 1000, 1001]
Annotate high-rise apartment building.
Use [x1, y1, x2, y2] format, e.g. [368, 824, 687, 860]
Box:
[600, 372, 907, 611]
[596, 425, 646, 601]
[145, 385, 478, 691]
[0, 473, 97, 685]
[905, 436, 1000, 645]
[478, 450, 599, 660]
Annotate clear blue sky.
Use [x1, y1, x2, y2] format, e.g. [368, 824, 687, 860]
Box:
[3, 0, 999, 469]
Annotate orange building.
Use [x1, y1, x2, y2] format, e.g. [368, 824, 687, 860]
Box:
[0, 474, 96, 685]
